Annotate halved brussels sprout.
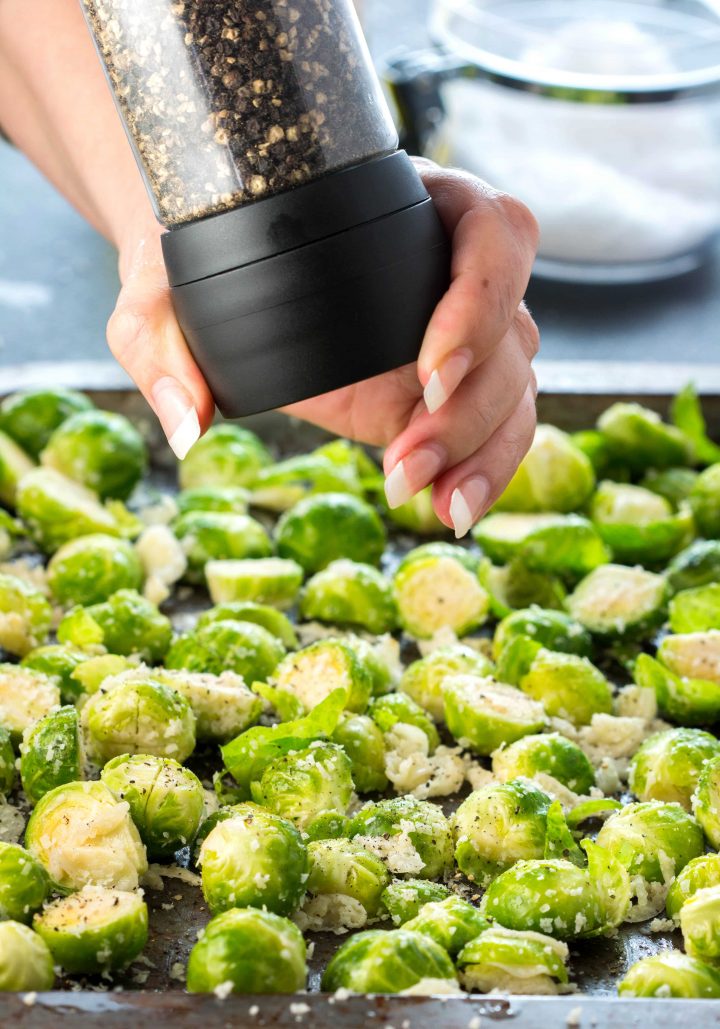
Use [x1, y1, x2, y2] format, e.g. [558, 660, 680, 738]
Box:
[313, 438, 381, 487]
[659, 631, 720, 684]
[692, 754, 720, 848]
[250, 453, 362, 511]
[81, 676, 196, 764]
[381, 486, 446, 536]
[566, 564, 667, 638]
[596, 800, 704, 883]
[25, 780, 147, 891]
[101, 754, 204, 858]
[0, 728, 14, 796]
[642, 467, 699, 508]
[275, 493, 386, 573]
[492, 733, 595, 794]
[618, 950, 720, 998]
[0, 921, 55, 992]
[0, 665, 60, 742]
[629, 728, 720, 811]
[680, 885, 720, 963]
[321, 928, 457, 994]
[0, 387, 94, 459]
[666, 540, 720, 595]
[41, 410, 146, 501]
[173, 510, 272, 582]
[590, 481, 694, 565]
[47, 533, 143, 608]
[635, 653, 720, 726]
[306, 838, 390, 917]
[667, 854, 720, 920]
[165, 619, 285, 682]
[0, 572, 52, 657]
[299, 560, 398, 634]
[176, 484, 249, 515]
[380, 879, 452, 926]
[493, 607, 592, 661]
[305, 810, 351, 843]
[179, 424, 272, 490]
[495, 425, 595, 514]
[186, 908, 306, 994]
[273, 639, 373, 714]
[20, 705, 83, 806]
[369, 692, 439, 753]
[343, 634, 399, 697]
[70, 654, 136, 696]
[474, 513, 609, 577]
[597, 402, 692, 473]
[21, 643, 91, 703]
[0, 843, 49, 923]
[480, 558, 567, 618]
[669, 585, 720, 633]
[250, 742, 354, 830]
[458, 926, 569, 995]
[348, 797, 453, 879]
[404, 895, 489, 958]
[481, 840, 631, 939]
[198, 804, 307, 916]
[205, 557, 304, 609]
[400, 645, 494, 723]
[0, 431, 34, 508]
[690, 464, 720, 537]
[393, 543, 489, 639]
[34, 885, 148, 973]
[58, 589, 172, 663]
[443, 675, 546, 756]
[331, 713, 388, 793]
[197, 600, 298, 648]
[453, 779, 552, 887]
[0, 510, 23, 560]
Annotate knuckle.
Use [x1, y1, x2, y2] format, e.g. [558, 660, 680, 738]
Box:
[106, 306, 152, 363]
[515, 307, 541, 360]
[496, 192, 540, 250]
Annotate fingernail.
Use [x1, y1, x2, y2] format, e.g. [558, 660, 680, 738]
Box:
[424, 349, 472, 414]
[450, 476, 490, 538]
[384, 443, 446, 509]
[151, 376, 200, 460]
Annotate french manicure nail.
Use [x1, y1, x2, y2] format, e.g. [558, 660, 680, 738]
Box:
[384, 443, 446, 509]
[450, 476, 490, 538]
[151, 376, 200, 460]
[424, 348, 472, 414]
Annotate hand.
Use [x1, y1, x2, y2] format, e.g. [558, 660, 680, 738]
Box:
[108, 159, 539, 536]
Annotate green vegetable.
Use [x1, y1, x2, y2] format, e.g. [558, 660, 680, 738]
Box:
[179, 424, 271, 489]
[666, 540, 720, 595]
[495, 425, 595, 513]
[659, 631, 720, 684]
[618, 950, 720, 998]
[176, 484, 249, 514]
[42, 410, 146, 501]
[250, 742, 354, 830]
[348, 797, 453, 879]
[196, 600, 298, 648]
[276, 493, 386, 573]
[369, 692, 439, 753]
[458, 926, 569, 994]
[635, 653, 720, 727]
[0, 921, 55, 991]
[671, 384, 720, 466]
[132, 667, 262, 742]
[474, 512, 609, 576]
[21, 644, 91, 703]
[380, 880, 452, 926]
[382, 486, 446, 536]
[667, 854, 720, 920]
[173, 510, 272, 582]
[400, 644, 494, 723]
[492, 733, 595, 794]
[598, 402, 692, 472]
[443, 675, 546, 756]
[480, 558, 567, 618]
[0, 572, 52, 657]
[590, 481, 693, 565]
[331, 713, 388, 793]
[680, 886, 720, 963]
[596, 800, 704, 882]
[393, 543, 489, 639]
[20, 705, 83, 805]
[0, 388, 94, 459]
[205, 557, 304, 608]
[299, 560, 397, 634]
[0, 728, 14, 796]
[566, 563, 667, 638]
[404, 896, 489, 958]
[493, 606, 592, 660]
[0, 431, 34, 508]
[273, 640, 373, 714]
[669, 585, 720, 633]
[0, 665, 60, 742]
[629, 728, 720, 810]
[306, 838, 390, 917]
[165, 619, 285, 682]
[321, 928, 457, 994]
[47, 533, 143, 608]
[690, 464, 720, 537]
[0, 843, 50, 923]
[58, 589, 172, 663]
[641, 467, 699, 508]
[250, 453, 362, 511]
[692, 754, 720, 848]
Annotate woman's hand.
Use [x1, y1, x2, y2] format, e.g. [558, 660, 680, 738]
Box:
[108, 160, 539, 536]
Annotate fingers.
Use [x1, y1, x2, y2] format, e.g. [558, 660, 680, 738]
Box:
[107, 234, 215, 458]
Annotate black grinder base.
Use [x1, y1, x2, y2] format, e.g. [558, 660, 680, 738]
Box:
[161, 151, 451, 418]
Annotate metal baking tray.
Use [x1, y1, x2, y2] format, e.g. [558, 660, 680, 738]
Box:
[1, 361, 719, 1028]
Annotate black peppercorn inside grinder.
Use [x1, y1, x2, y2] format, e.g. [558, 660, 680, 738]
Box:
[80, 0, 450, 417]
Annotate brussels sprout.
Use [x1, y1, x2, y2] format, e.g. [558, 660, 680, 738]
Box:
[0, 388, 94, 459]
[305, 811, 352, 843]
[453, 779, 552, 887]
[495, 425, 595, 514]
[198, 804, 307, 916]
[481, 840, 631, 939]
[690, 464, 720, 537]
[669, 585, 720, 633]
[0, 728, 14, 796]
[206, 557, 304, 609]
[343, 634, 398, 698]
[634, 653, 720, 726]
[590, 481, 694, 565]
[58, 589, 172, 663]
[250, 742, 354, 830]
[306, 838, 390, 916]
[313, 438, 381, 487]
[458, 926, 569, 994]
[0, 665, 60, 742]
[321, 928, 457, 994]
[165, 619, 285, 683]
[0, 431, 34, 508]
[21, 644, 90, 703]
[400, 645, 494, 723]
[25, 780, 147, 891]
[659, 631, 720, 684]
[41, 410, 146, 501]
[629, 728, 720, 810]
[443, 675, 546, 756]
[348, 797, 453, 880]
[680, 885, 720, 963]
[0, 843, 49, 923]
[299, 560, 397, 634]
[570, 428, 620, 477]
[186, 907, 306, 994]
[493, 607, 592, 661]
[596, 801, 704, 883]
[250, 454, 362, 511]
[173, 511, 272, 582]
[179, 424, 272, 490]
[393, 543, 489, 639]
[692, 754, 720, 848]
[672, 383, 720, 466]
[276, 493, 386, 573]
[381, 879, 452, 926]
[176, 484, 249, 515]
[273, 639, 373, 714]
[331, 713, 388, 793]
[34, 885, 148, 973]
[101, 754, 204, 858]
[492, 733, 595, 794]
[480, 558, 567, 618]
[47, 533, 143, 607]
[70, 654, 136, 696]
[641, 467, 699, 507]
[0, 921, 55, 991]
[667, 854, 720, 920]
[0, 510, 22, 560]
[20, 706, 83, 806]
[197, 601, 298, 648]
[81, 676, 196, 764]
[618, 950, 720, 998]
[0, 573, 52, 657]
[566, 564, 667, 638]
[382, 486, 446, 536]
[369, 693, 439, 752]
[403, 895, 489, 958]
[597, 402, 692, 473]
[666, 540, 720, 595]
[474, 513, 609, 577]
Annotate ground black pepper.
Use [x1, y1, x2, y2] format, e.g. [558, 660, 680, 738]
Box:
[82, 0, 397, 226]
